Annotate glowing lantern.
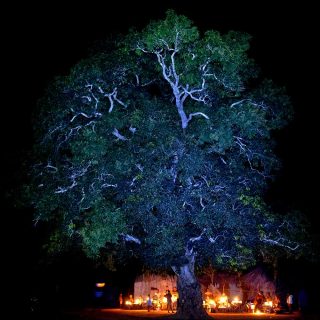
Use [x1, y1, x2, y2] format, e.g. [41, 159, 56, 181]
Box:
[209, 299, 216, 307]
[264, 301, 273, 307]
[231, 296, 242, 305]
[219, 294, 227, 303]
[95, 282, 105, 288]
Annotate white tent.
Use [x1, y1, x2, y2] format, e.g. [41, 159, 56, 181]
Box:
[134, 273, 177, 299]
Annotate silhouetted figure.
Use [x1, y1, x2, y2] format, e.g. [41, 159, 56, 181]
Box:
[166, 290, 173, 313]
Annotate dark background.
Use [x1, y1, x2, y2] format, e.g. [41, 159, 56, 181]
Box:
[3, 0, 319, 315]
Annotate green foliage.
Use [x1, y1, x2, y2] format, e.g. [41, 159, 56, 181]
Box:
[142, 9, 199, 52]
[24, 10, 311, 274]
[79, 200, 127, 258]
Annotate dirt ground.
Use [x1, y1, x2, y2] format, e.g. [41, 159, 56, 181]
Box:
[61, 308, 318, 320]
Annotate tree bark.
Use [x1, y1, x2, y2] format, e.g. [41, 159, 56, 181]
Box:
[172, 261, 211, 319]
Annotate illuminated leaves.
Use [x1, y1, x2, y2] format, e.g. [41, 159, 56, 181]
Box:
[25, 10, 310, 273]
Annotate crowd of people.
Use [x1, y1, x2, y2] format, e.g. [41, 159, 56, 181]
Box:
[121, 288, 299, 314]
[120, 286, 179, 313]
[247, 290, 297, 314]
[249, 290, 280, 313]
[204, 290, 284, 314]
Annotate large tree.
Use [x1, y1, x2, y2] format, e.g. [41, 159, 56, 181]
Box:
[26, 10, 310, 319]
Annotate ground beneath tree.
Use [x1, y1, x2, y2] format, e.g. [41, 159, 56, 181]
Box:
[58, 308, 317, 320]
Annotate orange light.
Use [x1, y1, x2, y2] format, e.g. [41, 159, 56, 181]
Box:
[218, 293, 228, 304]
[96, 282, 105, 288]
[231, 296, 242, 305]
[134, 298, 142, 304]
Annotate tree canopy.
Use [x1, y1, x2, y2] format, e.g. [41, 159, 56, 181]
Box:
[26, 10, 311, 279]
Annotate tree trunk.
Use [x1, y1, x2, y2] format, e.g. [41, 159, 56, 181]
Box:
[172, 262, 211, 319]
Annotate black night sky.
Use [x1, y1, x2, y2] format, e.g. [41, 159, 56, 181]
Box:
[4, 1, 319, 315]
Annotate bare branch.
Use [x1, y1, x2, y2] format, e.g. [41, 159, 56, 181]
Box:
[230, 99, 249, 108]
[200, 197, 206, 211]
[121, 233, 141, 244]
[230, 98, 266, 110]
[201, 175, 210, 187]
[129, 125, 137, 134]
[105, 88, 128, 113]
[260, 221, 301, 251]
[187, 112, 209, 122]
[208, 233, 225, 244]
[261, 236, 300, 251]
[219, 156, 227, 165]
[55, 180, 77, 194]
[101, 183, 117, 188]
[45, 163, 58, 172]
[189, 228, 207, 244]
[112, 128, 128, 141]
[55, 162, 92, 194]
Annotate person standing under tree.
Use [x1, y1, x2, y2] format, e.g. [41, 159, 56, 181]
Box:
[147, 294, 153, 312]
[166, 290, 174, 313]
[172, 287, 179, 311]
[286, 293, 293, 314]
